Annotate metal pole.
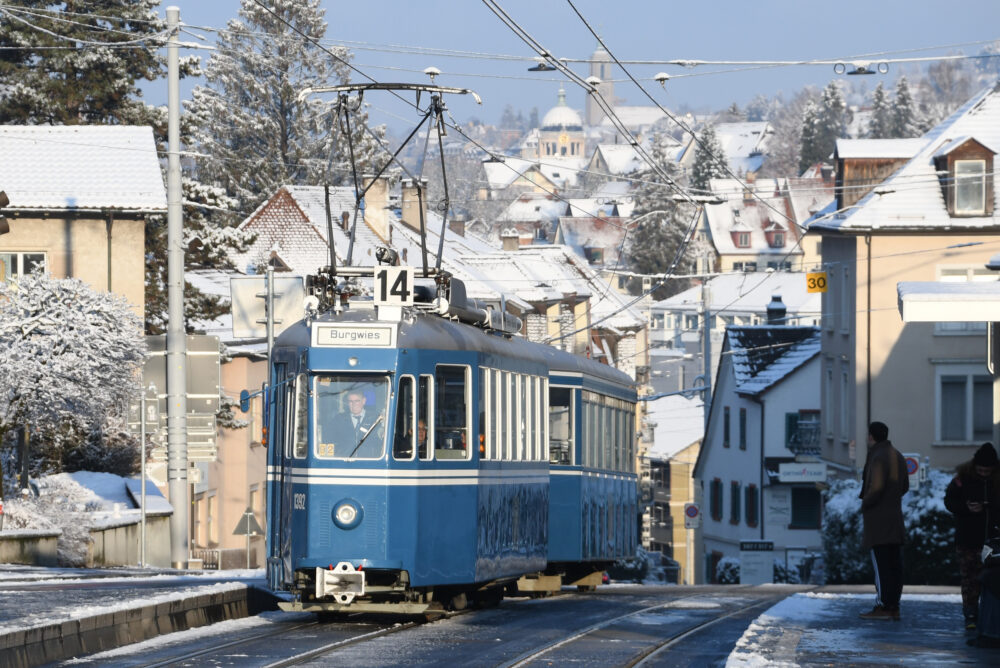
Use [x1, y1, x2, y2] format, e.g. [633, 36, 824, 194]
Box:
[266, 265, 275, 364]
[701, 283, 712, 430]
[246, 515, 251, 570]
[140, 388, 146, 568]
[166, 6, 188, 569]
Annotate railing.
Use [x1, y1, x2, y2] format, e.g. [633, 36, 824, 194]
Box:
[788, 420, 821, 455]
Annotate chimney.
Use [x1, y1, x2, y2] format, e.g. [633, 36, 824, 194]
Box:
[340, 211, 350, 232]
[400, 178, 429, 233]
[448, 217, 466, 237]
[501, 227, 520, 251]
[361, 174, 390, 241]
[766, 294, 786, 325]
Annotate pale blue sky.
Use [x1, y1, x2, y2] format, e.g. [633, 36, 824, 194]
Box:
[157, 1, 1000, 128]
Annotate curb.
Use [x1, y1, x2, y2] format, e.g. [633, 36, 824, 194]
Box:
[0, 585, 279, 667]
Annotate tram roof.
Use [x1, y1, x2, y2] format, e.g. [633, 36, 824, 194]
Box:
[275, 306, 634, 395]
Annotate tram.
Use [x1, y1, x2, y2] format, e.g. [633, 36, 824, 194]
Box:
[263, 267, 638, 614]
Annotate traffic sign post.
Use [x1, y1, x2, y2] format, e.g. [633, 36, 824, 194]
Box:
[233, 507, 264, 569]
[903, 452, 922, 488]
[684, 502, 701, 529]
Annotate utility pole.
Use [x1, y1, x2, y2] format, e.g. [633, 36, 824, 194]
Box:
[166, 6, 188, 569]
[701, 282, 712, 429]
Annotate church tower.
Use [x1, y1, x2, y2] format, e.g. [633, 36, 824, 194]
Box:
[586, 44, 615, 126]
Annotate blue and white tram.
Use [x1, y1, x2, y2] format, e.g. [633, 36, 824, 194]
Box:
[264, 279, 637, 614]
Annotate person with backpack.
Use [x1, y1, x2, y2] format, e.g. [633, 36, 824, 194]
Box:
[945, 442, 1000, 630]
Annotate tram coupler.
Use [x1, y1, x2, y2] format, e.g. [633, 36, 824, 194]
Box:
[316, 562, 365, 604]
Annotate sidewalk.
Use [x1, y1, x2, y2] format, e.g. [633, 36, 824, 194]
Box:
[728, 585, 997, 666]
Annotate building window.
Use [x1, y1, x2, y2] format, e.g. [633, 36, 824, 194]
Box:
[744, 262, 757, 272]
[710, 478, 723, 521]
[737, 232, 750, 248]
[739, 408, 747, 450]
[723, 406, 731, 448]
[840, 266, 851, 334]
[786, 410, 821, 454]
[790, 487, 822, 529]
[745, 484, 758, 527]
[936, 364, 992, 443]
[771, 232, 785, 248]
[824, 363, 834, 438]
[839, 363, 850, 440]
[730, 481, 741, 524]
[0, 252, 45, 281]
[936, 267, 996, 334]
[954, 159, 986, 215]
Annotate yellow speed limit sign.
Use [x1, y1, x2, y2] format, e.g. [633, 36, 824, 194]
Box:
[806, 271, 828, 293]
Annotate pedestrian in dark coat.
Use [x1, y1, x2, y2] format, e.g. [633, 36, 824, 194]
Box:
[945, 442, 1000, 628]
[858, 421, 909, 621]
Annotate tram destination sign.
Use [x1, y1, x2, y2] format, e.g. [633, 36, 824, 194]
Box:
[313, 324, 396, 348]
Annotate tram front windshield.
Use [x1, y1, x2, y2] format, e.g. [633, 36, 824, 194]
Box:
[314, 375, 389, 460]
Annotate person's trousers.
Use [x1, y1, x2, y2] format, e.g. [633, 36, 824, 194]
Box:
[871, 544, 903, 610]
[958, 545, 984, 616]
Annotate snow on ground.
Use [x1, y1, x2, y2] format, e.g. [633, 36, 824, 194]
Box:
[0, 581, 249, 634]
[63, 610, 314, 664]
[727, 592, 967, 667]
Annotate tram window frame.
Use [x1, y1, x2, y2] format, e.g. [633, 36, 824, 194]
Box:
[589, 400, 598, 467]
[434, 364, 470, 461]
[548, 386, 574, 465]
[540, 378, 549, 461]
[392, 375, 416, 460]
[419, 374, 434, 460]
[490, 369, 500, 461]
[292, 373, 308, 459]
[479, 368, 487, 460]
[518, 374, 527, 460]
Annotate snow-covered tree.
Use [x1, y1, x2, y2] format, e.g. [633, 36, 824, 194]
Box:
[891, 76, 921, 138]
[798, 100, 823, 173]
[745, 93, 781, 122]
[186, 0, 385, 213]
[759, 88, 816, 178]
[0, 0, 167, 125]
[0, 272, 146, 497]
[867, 83, 893, 139]
[625, 132, 696, 300]
[916, 62, 974, 132]
[690, 124, 729, 192]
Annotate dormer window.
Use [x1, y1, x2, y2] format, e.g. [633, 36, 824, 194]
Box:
[771, 232, 785, 248]
[737, 232, 750, 248]
[933, 137, 995, 218]
[955, 160, 986, 215]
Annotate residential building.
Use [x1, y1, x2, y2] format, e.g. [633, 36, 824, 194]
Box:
[677, 122, 772, 177]
[808, 83, 1000, 473]
[0, 125, 165, 314]
[693, 325, 824, 582]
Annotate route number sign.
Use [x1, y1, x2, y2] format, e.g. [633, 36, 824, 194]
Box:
[374, 267, 415, 306]
[806, 271, 828, 293]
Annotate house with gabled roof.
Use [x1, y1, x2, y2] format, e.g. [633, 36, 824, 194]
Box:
[0, 125, 166, 316]
[693, 324, 824, 583]
[677, 122, 772, 176]
[807, 82, 1000, 473]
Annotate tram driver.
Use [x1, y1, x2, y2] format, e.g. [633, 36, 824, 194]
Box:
[326, 386, 384, 458]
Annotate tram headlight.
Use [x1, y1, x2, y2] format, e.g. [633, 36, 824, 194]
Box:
[333, 499, 363, 529]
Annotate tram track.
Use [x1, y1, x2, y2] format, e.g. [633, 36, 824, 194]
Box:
[499, 588, 794, 668]
[131, 620, 322, 668]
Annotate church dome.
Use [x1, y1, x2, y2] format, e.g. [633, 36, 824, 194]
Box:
[541, 87, 583, 130]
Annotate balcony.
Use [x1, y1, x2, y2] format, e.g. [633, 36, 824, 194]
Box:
[787, 417, 821, 455]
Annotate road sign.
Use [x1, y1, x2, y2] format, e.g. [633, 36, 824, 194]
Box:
[903, 452, 922, 488]
[806, 271, 828, 293]
[230, 275, 306, 339]
[683, 502, 701, 529]
[740, 541, 774, 585]
[233, 507, 264, 536]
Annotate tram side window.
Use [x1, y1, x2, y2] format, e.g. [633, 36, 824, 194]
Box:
[419, 375, 433, 460]
[435, 365, 469, 460]
[587, 401, 597, 467]
[393, 376, 415, 460]
[518, 374, 527, 460]
[506, 372, 515, 460]
[490, 369, 499, 460]
[479, 368, 487, 459]
[549, 387, 573, 465]
[293, 373, 308, 458]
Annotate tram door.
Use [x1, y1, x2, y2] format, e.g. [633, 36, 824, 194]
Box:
[266, 367, 298, 590]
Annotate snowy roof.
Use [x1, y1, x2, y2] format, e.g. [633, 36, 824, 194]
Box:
[600, 106, 670, 130]
[898, 279, 1000, 322]
[725, 325, 821, 396]
[0, 125, 167, 212]
[645, 394, 704, 459]
[835, 138, 926, 159]
[555, 215, 630, 265]
[592, 144, 644, 175]
[703, 178, 805, 257]
[651, 271, 821, 320]
[482, 156, 541, 190]
[233, 186, 386, 276]
[786, 177, 836, 225]
[499, 194, 567, 224]
[810, 84, 1000, 232]
[679, 122, 770, 173]
[932, 135, 998, 157]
